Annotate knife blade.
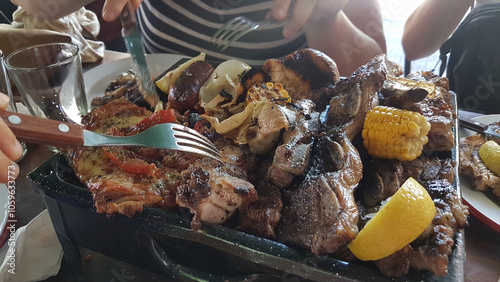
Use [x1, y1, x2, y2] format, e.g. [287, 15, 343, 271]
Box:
[119, 1, 160, 109]
[459, 116, 500, 141]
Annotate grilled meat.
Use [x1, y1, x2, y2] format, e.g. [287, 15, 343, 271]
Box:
[361, 156, 455, 208]
[91, 72, 144, 106]
[262, 48, 340, 111]
[72, 99, 189, 216]
[278, 133, 363, 255]
[265, 100, 320, 189]
[176, 158, 258, 230]
[278, 55, 400, 256]
[73, 50, 468, 279]
[380, 76, 431, 108]
[238, 182, 283, 239]
[373, 180, 468, 277]
[327, 55, 401, 140]
[459, 122, 500, 196]
[168, 61, 214, 113]
[383, 71, 456, 153]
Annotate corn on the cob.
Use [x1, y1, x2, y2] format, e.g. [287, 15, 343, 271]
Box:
[246, 82, 291, 104]
[362, 106, 431, 161]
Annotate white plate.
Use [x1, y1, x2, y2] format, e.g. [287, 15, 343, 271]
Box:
[0, 184, 10, 247]
[458, 114, 500, 232]
[77, 53, 188, 124]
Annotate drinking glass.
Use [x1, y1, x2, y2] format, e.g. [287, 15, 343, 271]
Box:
[4, 42, 88, 124]
[0, 49, 27, 161]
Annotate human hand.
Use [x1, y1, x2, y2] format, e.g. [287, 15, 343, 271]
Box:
[102, 0, 143, 22]
[0, 93, 23, 184]
[271, 0, 349, 38]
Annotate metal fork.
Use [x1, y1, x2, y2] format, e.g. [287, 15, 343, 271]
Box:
[1, 111, 221, 161]
[211, 16, 286, 51]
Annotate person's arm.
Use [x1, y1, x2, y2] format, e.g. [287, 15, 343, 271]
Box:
[11, 0, 94, 21]
[271, 0, 386, 76]
[402, 0, 473, 61]
[0, 93, 23, 183]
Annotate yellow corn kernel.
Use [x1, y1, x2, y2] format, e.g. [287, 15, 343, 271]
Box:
[362, 106, 431, 161]
[246, 82, 290, 104]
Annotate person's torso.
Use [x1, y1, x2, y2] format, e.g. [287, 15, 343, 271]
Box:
[137, 0, 307, 65]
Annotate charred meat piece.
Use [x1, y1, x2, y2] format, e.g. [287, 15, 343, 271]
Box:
[262, 48, 340, 111]
[460, 123, 500, 196]
[168, 61, 214, 113]
[238, 182, 283, 239]
[176, 158, 258, 230]
[327, 55, 400, 140]
[265, 101, 321, 189]
[361, 156, 455, 208]
[402, 71, 456, 153]
[278, 133, 362, 255]
[369, 180, 468, 277]
[380, 76, 432, 108]
[408, 179, 469, 276]
[91, 72, 143, 106]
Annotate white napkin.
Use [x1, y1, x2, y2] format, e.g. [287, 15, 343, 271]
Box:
[0, 209, 63, 282]
[11, 6, 105, 63]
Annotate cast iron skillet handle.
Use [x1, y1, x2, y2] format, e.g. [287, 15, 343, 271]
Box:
[137, 233, 281, 282]
[137, 232, 223, 282]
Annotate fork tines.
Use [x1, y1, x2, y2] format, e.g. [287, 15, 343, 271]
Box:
[211, 16, 259, 51]
[169, 124, 222, 161]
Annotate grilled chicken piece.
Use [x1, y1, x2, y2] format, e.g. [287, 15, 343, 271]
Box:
[262, 48, 340, 111]
[459, 123, 500, 196]
[72, 99, 187, 217]
[176, 158, 258, 230]
[327, 55, 402, 140]
[278, 133, 362, 255]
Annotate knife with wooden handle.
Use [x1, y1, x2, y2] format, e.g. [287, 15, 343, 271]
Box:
[459, 116, 500, 141]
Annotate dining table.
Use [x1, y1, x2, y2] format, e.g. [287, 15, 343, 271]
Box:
[10, 50, 500, 282]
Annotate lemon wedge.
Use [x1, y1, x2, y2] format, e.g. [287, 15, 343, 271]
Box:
[479, 140, 500, 176]
[349, 177, 435, 261]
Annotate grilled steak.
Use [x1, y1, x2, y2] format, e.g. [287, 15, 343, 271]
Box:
[386, 71, 456, 153]
[361, 156, 455, 208]
[278, 133, 363, 255]
[459, 122, 500, 196]
[327, 55, 402, 140]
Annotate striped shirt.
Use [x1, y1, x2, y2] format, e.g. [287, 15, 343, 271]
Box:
[137, 0, 307, 65]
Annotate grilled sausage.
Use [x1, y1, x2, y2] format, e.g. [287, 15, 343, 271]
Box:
[168, 61, 214, 112]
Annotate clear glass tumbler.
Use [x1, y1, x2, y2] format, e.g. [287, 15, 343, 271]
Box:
[0, 49, 27, 161]
[4, 42, 88, 124]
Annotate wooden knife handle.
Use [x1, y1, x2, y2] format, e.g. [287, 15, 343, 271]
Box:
[458, 116, 489, 133]
[0, 111, 84, 147]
